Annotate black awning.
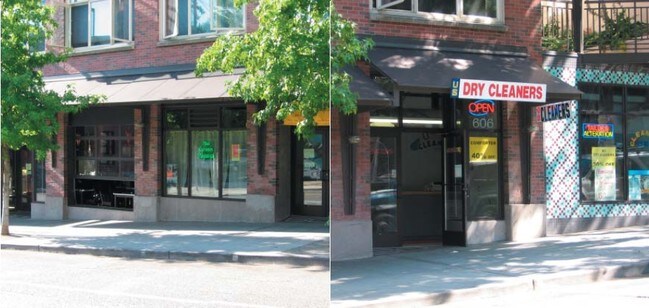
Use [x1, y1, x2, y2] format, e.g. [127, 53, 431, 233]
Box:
[369, 47, 582, 102]
[346, 66, 393, 111]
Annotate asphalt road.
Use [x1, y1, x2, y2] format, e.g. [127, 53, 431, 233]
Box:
[438, 276, 649, 307]
[0, 250, 329, 308]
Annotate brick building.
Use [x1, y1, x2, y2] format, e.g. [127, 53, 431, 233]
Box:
[16, 0, 330, 223]
[331, 0, 583, 260]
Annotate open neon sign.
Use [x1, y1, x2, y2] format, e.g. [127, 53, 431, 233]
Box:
[468, 100, 495, 117]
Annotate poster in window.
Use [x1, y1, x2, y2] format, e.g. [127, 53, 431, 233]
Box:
[592, 147, 616, 201]
[469, 137, 497, 163]
[231, 144, 240, 162]
[629, 170, 649, 201]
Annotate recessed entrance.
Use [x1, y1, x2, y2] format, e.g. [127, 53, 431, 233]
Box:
[292, 128, 329, 217]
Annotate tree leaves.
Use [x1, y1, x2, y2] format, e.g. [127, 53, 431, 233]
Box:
[1, 0, 103, 159]
[196, 0, 372, 137]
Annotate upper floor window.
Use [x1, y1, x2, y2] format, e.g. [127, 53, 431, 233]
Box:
[373, 0, 504, 25]
[162, 0, 245, 40]
[66, 0, 133, 49]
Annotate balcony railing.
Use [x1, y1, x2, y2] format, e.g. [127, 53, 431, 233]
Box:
[542, 0, 649, 54]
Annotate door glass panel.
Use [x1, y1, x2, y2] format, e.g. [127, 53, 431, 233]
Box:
[444, 135, 464, 232]
[400, 132, 444, 240]
[467, 134, 501, 219]
[303, 133, 324, 206]
[371, 136, 398, 243]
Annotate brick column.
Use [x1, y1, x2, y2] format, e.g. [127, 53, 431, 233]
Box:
[331, 110, 373, 261]
[133, 105, 161, 221]
[39, 112, 68, 219]
[244, 104, 278, 223]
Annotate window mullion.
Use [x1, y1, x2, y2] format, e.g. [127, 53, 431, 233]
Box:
[188, 0, 192, 36]
[110, 0, 115, 45]
[457, 0, 463, 19]
[413, 0, 417, 13]
[87, 0, 92, 47]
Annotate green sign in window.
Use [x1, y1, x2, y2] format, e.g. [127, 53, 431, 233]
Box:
[198, 140, 215, 160]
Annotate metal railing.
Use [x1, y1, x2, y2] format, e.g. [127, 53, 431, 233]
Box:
[542, 0, 649, 54]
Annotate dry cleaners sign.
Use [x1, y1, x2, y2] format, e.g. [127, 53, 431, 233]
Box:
[451, 78, 546, 103]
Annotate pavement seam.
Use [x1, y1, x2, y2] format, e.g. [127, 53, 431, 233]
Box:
[0, 243, 329, 268]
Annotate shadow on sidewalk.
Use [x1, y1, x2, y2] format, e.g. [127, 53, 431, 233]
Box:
[331, 227, 649, 305]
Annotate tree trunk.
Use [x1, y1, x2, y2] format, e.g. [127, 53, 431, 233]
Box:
[2, 145, 12, 236]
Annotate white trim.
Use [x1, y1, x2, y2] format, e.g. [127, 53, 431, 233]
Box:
[372, 0, 504, 26]
[66, 0, 133, 49]
[376, 0, 404, 10]
[160, 0, 246, 40]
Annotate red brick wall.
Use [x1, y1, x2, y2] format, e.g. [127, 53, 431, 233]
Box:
[530, 105, 546, 203]
[43, 0, 259, 76]
[330, 110, 371, 221]
[46, 113, 67, 198]
[134, 105, 161, 196]
[246, 104, 278, 196]
[503, 101, 523, 204]
[335, 0, 544, 63]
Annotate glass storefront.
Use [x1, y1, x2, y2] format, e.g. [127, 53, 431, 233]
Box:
[163, 105, 247, 200]
[579, 84, 649, 202]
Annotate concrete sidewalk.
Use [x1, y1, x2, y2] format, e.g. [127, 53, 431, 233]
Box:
[0, 215, 329, 267]
[332, 226, 649, 307]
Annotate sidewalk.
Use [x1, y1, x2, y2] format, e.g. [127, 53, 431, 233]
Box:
[0, 215, 329, 267]
[332, 226, 649, 307]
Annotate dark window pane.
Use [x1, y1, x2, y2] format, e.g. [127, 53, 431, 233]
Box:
[120, 161, 134, 179]
[113, 0, 130, 41]
[370, 136, 398, 237]
[463, 0, 497, 17]
[98, 160, 119, 177]
[223, 130, 247, 198]
[75, 126, 95, 137]
[402, 94, 443, 128]
[468, 134, 500, 219]
[71, 5, 88, 48]
[222, 108, 247, 129]
[464, 99, 498, 130]
[370, 108, 399, 127]
[165, 131, 189, 196]
[165, 110, 188, 129]
[627, 87, 649, 113]
[34, 160, 46, 202]
[76, 140, 96, 157]
[419, 0, 455, 14]
[77, 159, 96, 176]
[580, 84, 623, 113]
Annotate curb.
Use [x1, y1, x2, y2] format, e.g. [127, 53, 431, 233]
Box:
[0, 243, 329, 268]
[332, 260, 649, 307]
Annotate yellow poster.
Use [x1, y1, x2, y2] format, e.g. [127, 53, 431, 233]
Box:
[592, 147, 616, 169]
[469, 137, 498, 162]
[283, 109, 330, 126]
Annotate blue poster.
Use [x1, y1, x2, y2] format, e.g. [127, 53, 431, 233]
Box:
[629, 170, 649, 201]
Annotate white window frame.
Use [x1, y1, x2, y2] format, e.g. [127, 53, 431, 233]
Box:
[373, 0, 505, 25]
[65, 0, 133, 50]
[160, 0, 246, 41]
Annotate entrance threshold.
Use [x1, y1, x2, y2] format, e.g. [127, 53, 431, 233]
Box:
[281, 215, 328, 223]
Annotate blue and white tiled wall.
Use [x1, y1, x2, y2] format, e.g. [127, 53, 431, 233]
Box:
[543, 67, 649, 219]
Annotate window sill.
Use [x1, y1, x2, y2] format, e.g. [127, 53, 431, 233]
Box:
[370, 10, 507, 32]
[70, 42, 135, 56]
[157, 31, 245, 47]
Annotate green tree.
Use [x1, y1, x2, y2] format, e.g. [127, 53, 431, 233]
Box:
[196, 0, 372, 137]
[1, 0, 102, 235]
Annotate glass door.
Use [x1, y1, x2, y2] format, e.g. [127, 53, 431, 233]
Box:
[370, 134, 399, 247]
[443, 133, 467, 246]
[293, 128, 329, 217]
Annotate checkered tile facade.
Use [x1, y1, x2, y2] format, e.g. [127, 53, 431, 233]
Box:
[543, 66, 649, 219]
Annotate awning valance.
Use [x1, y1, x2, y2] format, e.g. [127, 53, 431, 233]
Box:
[368, 47, 582, 102]
[44, 69, 242, 104]
[346, 66, 393, 110]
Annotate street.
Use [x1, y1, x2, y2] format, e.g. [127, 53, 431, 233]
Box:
[0, 250, 329, 308]
[438, 276, 649, 307]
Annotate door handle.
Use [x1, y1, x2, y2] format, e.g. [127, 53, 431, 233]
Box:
[321, 170, 329, 181]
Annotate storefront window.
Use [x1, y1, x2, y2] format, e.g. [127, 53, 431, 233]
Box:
[191, 130, 219, 197]
[579, 83, 649, 202]
[222, 130, 247, 199]
[163, 106, 247, 199]
[165, 131, 189, 196]
[467, 133, 500, 219]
